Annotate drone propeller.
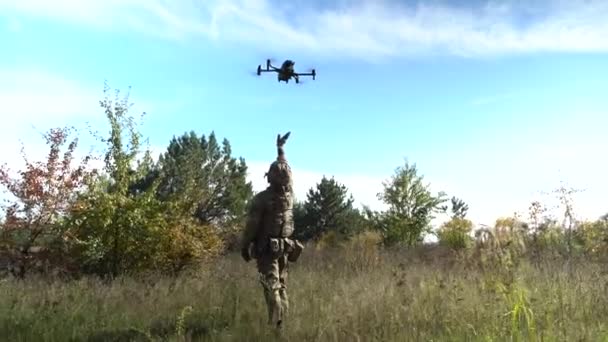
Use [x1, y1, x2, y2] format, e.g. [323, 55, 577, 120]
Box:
[265, 58, 279, 69]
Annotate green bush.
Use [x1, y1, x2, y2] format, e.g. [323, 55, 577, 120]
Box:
[576, 219, 608, 258]
[436, 217, 474, 250]
[63, 84, 224, 277]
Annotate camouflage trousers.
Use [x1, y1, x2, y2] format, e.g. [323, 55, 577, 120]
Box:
[256, 252, 289, 326]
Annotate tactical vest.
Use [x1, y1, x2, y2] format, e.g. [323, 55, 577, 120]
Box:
[262, 190, 294, 238]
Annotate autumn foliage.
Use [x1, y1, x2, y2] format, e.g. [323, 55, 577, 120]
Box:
[1, 83, 607, 281]
[0, 126, 95, 276]
[0, 84, 243, 278]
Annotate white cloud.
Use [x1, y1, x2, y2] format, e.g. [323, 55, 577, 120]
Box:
[245, 160, 481, 227]
[1, 70, 100, 129]
[0, 69, 98, 174]
[2, 0, 608, 59]
[246, 160, 386, 210]
[0, 68, 156, 181]
[5, 66, 157, 120]
[1, 68, 153, 127]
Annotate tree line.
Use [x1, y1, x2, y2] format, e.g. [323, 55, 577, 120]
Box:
[1, 84, 607, 279]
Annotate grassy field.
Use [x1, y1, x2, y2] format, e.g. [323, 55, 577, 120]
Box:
[1, 241, 608, 341]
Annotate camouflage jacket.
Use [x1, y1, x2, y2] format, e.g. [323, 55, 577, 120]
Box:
[241, 187, 294, 254]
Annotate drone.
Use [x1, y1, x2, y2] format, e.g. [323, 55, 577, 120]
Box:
[256, 59, 316, 84]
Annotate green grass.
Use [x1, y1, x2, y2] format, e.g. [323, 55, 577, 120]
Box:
[1, 245, 608, 341]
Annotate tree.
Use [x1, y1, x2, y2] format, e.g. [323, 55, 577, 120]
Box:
[449, 196, 469, 219]
[149, 131, 252, 227]
[553, 183, 583, 255]
[293, 200, 308, 239]
[66, 83, 223, 276]
[435, 196, 471, 249]
[436, 217, 474, 250]
[65, 84, 161, 276]
[294, 176, 365, 242]
[0, 126, 94, 276]
[376, 160, 447, 246]
[576, 219, 608, 257]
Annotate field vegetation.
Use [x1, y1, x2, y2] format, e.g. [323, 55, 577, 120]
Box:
[1, 84, 607, 341]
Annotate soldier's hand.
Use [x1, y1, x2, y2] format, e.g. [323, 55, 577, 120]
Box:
[277, 132, 290, 147]
[241, 247, 251, 262]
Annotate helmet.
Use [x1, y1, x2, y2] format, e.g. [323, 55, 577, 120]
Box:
[265, 160, 292, 189]
[265, 132, 292, 191]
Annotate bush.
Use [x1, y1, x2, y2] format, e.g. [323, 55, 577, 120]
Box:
[0, 126, 95, 277]
[374, 161, 447, 246]
[63, 84, 225, 277]
[315, 230, 341, 250]
[158, 217, 225, 274]
[576, 219, 608, 258]
[436, 217, 474, 250]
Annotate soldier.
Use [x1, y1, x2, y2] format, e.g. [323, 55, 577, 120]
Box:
[241, 132, 304, 328]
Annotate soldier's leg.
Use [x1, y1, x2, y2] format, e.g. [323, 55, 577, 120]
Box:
[260, 274, 273, 323]
[257, 254, 283, 326]
[278, 255, 289, 316]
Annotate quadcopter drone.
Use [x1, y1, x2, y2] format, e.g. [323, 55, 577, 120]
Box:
[256, 59, 316, 84]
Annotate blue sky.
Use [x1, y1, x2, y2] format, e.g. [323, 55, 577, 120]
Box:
[1, 0, 607, 227]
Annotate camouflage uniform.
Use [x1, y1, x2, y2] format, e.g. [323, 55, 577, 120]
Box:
[241, 133, 303, 328]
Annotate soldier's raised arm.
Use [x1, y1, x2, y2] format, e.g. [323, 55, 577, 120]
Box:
[276, 132, 290, 161]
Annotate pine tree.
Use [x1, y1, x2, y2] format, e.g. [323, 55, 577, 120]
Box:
[295, 176, 364, 241]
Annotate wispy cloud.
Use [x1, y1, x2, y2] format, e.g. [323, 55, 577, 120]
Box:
[2, 0, 608, 59]
[1, 67, 158, 130]
[1, 68, 100, 127]
[1, 68, 101, 174]
[0, 67, 156, 179]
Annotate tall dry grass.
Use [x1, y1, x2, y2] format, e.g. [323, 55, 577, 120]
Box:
[1, 233, 608, 341]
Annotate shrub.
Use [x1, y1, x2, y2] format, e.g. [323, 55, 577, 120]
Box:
[64, 84, 224, 277]
[436, 217, 474, 250]
[576, 219, 608, 258]
[0, 126, 94, 277]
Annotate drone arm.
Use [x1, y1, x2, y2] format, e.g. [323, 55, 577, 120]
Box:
[295, 70, 316, 80]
